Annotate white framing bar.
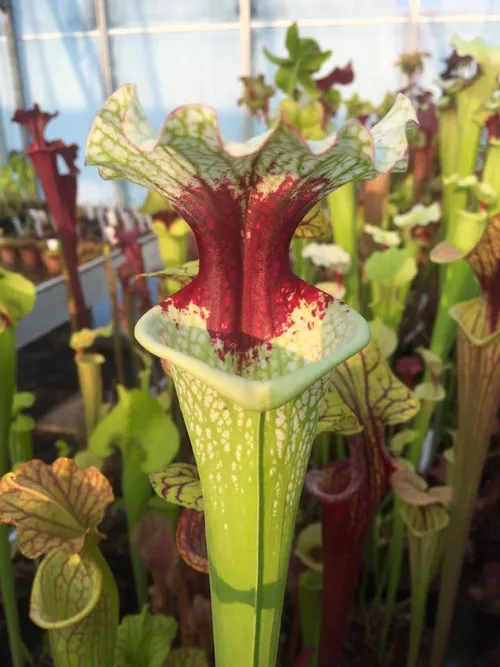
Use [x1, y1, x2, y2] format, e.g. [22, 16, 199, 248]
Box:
[0, 12, 498, 43]
[408, 0, 421, 52]
[239, 0, 252, 140]
[420, 14, 500, 22]
[95, 0, 125, 208]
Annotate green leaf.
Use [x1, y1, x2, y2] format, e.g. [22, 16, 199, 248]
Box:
[298, 71, 320, 97]
[31, 548, 102, 630]
[365, 248, 417, 287]
[302, 50, 332, 72]
[89, 392, 129, 458]
[416, 347, 449, 382]
[115, 607, 178, 667]
[69, 323, 113, 351]
[295, 522, 323, 572]
[0, 458, 114, 558]
[140, 190, 171, 215]
[275, 63, 300, 96]
[166, 648, 209, 667]
[90, 386, 180, 473]
[11, 414, 35, 433]
[73, 449, 105, 471]
[30, 547, 118, 667]
[141, 260, 199, 289]
[316, 390, 361, 435]
[150, 463, 204, 511]
[55, 439, 71, 458]
[369, 319, 398, 358]
[12, 391, 35, 417]
[389, 429, 419, 457]
[323, 87, 341, 112]
[400, 502, 450, 537]
[294, 203, 331, 241]
[299, 101, 324, 133]
[331, 337, 420, 429]
[279, 98, 301, 128]
[262, 47, 293, 67]
[285, 22, 300, 59]
[0, 267, 36, 328]
[299, 37, 322, 58]
[414, 382, 446, 402]
[391, 468, 452, 507]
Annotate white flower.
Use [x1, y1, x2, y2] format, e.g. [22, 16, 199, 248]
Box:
[47, 238, 59, 251]
[364, 224, 401, 247]
[394, 202, 441, 229]
[301, 243, 351, 273]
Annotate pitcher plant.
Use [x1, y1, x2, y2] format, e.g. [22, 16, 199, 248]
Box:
[85, 84, 416, 666]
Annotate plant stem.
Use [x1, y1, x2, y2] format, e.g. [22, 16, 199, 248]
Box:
[431, 328, 500, 666]
[0, 325, 24, 667]
[60, 258, 79, 333]
[76, 353, 105, 442]
[327, 184, 359, 310]
[316, 433, 330, 468]
[335, 434, 346, 460]
[59, 227, 89, 331]
[379, 498, 405, 657]
[104, 247, 125, 387]
[438, 108, 459, 237]
[10, 421, 33, 465]
[408, 583, 427, 667]
[122, 443, 150, 608]
[298, 570, 322, 667]
[408, 399, 436, 469]
[292, 238, 314, 283]
[123, 289, 142, 386]
[430, 474, 478, 667]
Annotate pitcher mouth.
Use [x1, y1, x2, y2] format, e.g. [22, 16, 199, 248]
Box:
[135, 303, 370, 412]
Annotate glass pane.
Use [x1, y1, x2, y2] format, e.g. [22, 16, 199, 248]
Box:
[0, 42, 22, 152]
[252, 0, 409, 20]
[106, 0, 238, 29]
[421, 0, 500, 12]
[419, 21, 500, 96]
[15, 0, 96, 36]
[110, 30, 244, 206]
[20, 37, 114, 204]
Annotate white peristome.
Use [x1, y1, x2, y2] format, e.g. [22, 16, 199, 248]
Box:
[457, 175, 478, 189]
[302, 243, 351, 273]
[135, 301, 370, 412]
[364, 224, 401, 247]
[394, 202, 441, 229]
[85, 86, 417, 211]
